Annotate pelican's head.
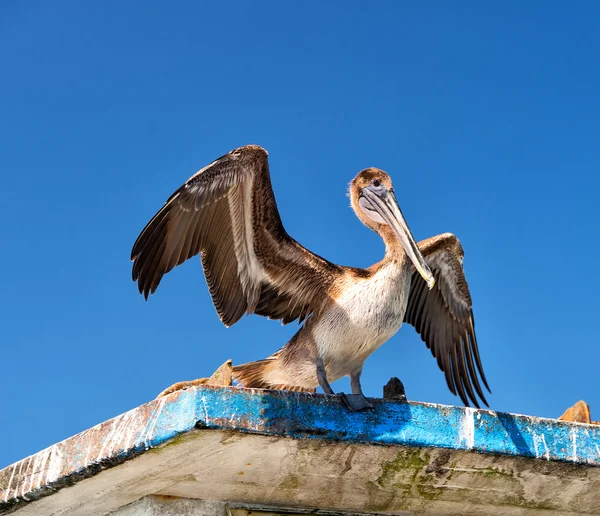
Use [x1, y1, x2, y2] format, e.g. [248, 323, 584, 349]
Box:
[350, 168, 435, 289]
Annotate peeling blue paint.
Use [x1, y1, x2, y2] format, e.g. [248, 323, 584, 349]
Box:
[1, 387, 599, 513]
[137, 388, 600, 467]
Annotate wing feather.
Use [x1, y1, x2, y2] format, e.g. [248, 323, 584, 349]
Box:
[403, 233, 490, 407]
[131, 145, 341, 326]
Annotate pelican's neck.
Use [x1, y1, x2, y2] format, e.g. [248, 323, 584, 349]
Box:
[378, 225, 408, 265]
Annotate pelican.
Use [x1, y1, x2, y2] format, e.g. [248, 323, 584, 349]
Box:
[131, 145, 490, 410]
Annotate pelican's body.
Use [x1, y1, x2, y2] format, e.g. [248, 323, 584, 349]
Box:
[131, 145, 490, 409]
[316, 260, 411, 378]
[265, 259, 412, 390]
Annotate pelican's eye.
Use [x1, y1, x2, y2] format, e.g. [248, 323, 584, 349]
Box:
[372, 179, 381, 188]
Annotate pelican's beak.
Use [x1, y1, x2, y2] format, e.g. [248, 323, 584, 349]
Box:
[361, 186, 435, 289]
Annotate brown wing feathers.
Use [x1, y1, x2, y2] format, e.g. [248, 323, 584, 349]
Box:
[200, 196, 247, 326]
[403, 234, 490, 408]
[131, 145, 338, 328]
[131, 164, 241, 302]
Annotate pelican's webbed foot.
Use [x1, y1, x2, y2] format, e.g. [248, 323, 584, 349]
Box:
[316, 361, 375, 411]
[346, 368, 374, 410]
[340, 392, 374, 411]
[315, 359, 375, 411]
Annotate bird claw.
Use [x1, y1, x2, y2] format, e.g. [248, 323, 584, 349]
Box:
[340, 393, 374, 411]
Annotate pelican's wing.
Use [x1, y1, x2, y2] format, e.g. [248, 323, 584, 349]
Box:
[403, 233, 490, 407]
[131, 145, 342, 327]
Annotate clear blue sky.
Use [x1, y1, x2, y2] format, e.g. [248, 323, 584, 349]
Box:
[1, 2, 599, 468]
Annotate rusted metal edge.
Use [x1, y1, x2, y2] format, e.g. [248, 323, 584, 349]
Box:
[2, 386, 600, 514]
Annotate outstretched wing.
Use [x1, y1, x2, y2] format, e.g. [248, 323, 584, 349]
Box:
[403, 233, 490, 407]
[131, 145, 342, 327]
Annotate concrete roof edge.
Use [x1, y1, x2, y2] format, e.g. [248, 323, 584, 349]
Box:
[1, 386, 599, 513]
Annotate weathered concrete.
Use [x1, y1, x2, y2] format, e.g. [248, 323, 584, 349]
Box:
[113, 495, 385, 516]
[113, 496, 231, 516]
[1, 386, 600, 515]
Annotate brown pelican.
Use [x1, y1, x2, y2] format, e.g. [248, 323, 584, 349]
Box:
[131, 145, 490, 410]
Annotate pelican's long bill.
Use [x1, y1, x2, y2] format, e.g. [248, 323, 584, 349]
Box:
[361, 186, 436, 289]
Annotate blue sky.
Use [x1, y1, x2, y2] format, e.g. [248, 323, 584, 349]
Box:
[1, 2, 599, 468]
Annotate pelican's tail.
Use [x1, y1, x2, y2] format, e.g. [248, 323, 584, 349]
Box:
[232, 357, 315, 393]
[232, 358, 273, 389]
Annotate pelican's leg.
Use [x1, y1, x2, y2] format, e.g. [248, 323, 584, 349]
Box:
[316, 357, 335, 395]
[316, 360, 373, 411]
[340, 369, 374, 411]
